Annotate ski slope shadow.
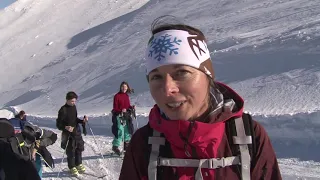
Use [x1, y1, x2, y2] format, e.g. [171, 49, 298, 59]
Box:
[3, 90, 44, 107]
[28, 114, 148, 137]
[212, 35, 320, 83]
[213, 50, 320, 84]
[42, 173, 65, 178]
[28, 115, 115, 136]
[52, 154, 117, 166]
[79, 60, 149, 102]
[67, 0, 156, 54]
[255, 111, 320, 162]
[30, 112, 320, 163]
[42, 171, 71, 178]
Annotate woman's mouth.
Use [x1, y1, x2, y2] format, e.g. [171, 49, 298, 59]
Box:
[166, 101, 186, 109]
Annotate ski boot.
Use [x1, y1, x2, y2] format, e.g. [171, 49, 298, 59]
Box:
[70, 167, 79, 176]
[112, 146, 121, 156]
[76, 164, 85, 173]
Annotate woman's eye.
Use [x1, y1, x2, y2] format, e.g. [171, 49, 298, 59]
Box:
[176, 70, 190, 77]
[150, 74, 162, 81]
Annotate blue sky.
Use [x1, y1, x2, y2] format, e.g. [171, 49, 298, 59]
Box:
[0, 0, 16, 9]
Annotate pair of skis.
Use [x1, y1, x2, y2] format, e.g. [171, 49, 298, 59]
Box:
[63, 168, 107, 179]
[74, 172, 106, 180]
[102, 150, 125, 160]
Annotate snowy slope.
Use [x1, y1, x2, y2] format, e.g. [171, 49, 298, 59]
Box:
[0, 0, 320, 179]
[0, 0, 319, 116]
[28, 113, 320, 180]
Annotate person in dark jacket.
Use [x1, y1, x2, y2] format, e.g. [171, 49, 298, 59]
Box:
[111, 81, 135, 155]
[0, 118, 40, 180]
[8, 110, 27, 134]
[119, 17, 282, 180]
[56, 91, 88, 176]
[0, 141, 41, 180]
[7, 111, 57, 179]
[23, 122, 57, 179]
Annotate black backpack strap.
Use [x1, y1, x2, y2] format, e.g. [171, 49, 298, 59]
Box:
[226, 112, 256, 180]
[242, 113, 256, 160]
[7, 134, 31, 161]
[226, 113, 256, 161]
[56, 106, 67, 130]
[146, 124, 178, 180]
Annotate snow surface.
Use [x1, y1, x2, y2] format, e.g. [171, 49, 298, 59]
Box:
[0, 0, 320, 179]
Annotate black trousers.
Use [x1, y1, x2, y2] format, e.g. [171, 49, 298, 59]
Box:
[66, 136, 84, 169]
[66, 149, 82, 169]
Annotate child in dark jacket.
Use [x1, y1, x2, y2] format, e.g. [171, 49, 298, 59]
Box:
[56, 91, 88, 177]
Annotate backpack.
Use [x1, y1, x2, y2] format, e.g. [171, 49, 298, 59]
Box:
[56, 106, 67, 131]
[147, 112, 256, 180]
[0, 119, 34, 161]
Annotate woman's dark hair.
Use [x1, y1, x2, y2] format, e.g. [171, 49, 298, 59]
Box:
[66, 91, 78, 100]
[119, 81, 133, 94]
[15, 110, 26, 119]
[150, 15, 206, 40]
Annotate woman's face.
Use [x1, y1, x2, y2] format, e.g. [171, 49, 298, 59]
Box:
[121, 84, 128, 93]
[148, 64, 210, 120]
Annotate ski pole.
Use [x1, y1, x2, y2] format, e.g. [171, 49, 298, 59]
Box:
[87, 121, 105, 160]
[36, 152, 54, 171]
[57, 134, 70, 178]
[133, 108, 139, 130]
[135, 114, 139, 130]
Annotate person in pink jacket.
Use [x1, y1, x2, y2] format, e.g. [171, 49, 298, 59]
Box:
[111, 81, 135, 155]
[119, 16, 282, 180]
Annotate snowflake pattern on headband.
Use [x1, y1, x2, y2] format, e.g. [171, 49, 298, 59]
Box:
[148, 34, 182, 61]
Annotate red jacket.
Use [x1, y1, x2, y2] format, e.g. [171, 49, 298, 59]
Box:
[119, 83, 282, 180]
[112, 92, 132, 114]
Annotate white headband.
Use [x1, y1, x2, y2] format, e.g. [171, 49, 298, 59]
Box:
[145, 30, 212, 77]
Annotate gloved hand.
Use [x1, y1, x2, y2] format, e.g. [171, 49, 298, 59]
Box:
[82, 123, 87, 136]
[83, 115, 88, 122]
[35, 140, 40, 148]
[31, 148, 37, 161]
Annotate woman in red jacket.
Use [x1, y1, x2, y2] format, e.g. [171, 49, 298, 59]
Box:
[111, 81, 134, 155]
[119, 16, 282, 180]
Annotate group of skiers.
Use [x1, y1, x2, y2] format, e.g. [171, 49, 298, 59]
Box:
[0, 15, 283, 180]
[0, 110, 57, 180]
[0, 85, 136, 179]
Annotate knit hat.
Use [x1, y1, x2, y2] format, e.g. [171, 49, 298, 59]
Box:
[0, 118, 14, 138]
[146, 29, 214, 79]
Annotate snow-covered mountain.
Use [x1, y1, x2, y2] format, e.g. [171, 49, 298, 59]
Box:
[1, 0, 319, 116]
[0, 0, 319, 179]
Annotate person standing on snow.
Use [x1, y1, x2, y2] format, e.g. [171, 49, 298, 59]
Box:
[8, 111, 57, 179]
[8, 110, 27, 134]
[0, 118, 41, 180]
[1, 116, 57, 180]
[119, 16, 282, 180]
[23, 122, 57, 179]
[111, 81, 135, 155]
[56, 91, 88, 176]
